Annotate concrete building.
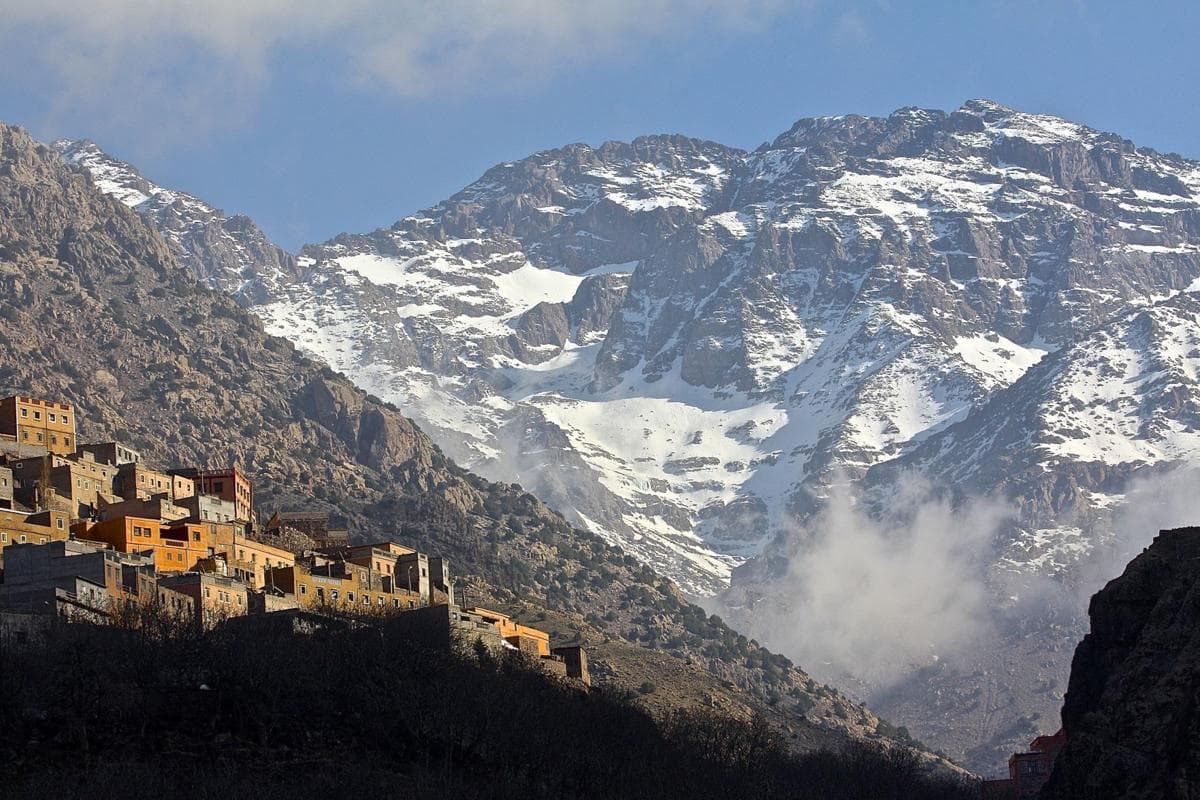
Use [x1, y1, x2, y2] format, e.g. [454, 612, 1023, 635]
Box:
[75, 441, 141, 466]
[96, 494, 189, 524]
[467, 606, 551, 657]
[114, 463, 193, 503]
[157, 572, 249, 628]
[173, 467, 252, 523]
[266, 510, 347, 547]
[85, 515, 209, 573]
[7, 452, 119, 516]
[0, 509, 70, 562]
[982, 729, 1067, 798]
[552, 645, 590, 686]
[266, 562, 423, 612]
[0, 575, 110, 621]
[2, 538, 153, 598]
[0, 395, 77, 456]
[177, 493, 238, 524]
[0, 465, 12, 510]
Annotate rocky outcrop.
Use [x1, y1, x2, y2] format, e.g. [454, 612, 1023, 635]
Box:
[1040, 527, 1200, 799]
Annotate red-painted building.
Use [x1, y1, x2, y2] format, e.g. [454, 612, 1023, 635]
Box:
[981, 729, 1067, 798]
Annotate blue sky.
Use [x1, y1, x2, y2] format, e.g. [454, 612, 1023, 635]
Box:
[1, 1, 1197, 250]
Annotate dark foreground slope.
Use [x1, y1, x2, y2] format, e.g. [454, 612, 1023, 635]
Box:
[0, 124, 909, 754]
[0, 614, 973, 800]
[1041, 527, 1200, 799]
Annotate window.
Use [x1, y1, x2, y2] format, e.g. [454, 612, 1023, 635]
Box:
[32, 411, 40, 420]
[36, 433, 42, 442]
[193, 531, 200, 541]
[346, 592, 354, 602]
[50, 436, 58, 446]
[363, 596, 371, 605]
[62, 415, 69, 426]
[377, 596, 384, 606]
[19, 534, 26, 542]
[20, 432, 27, 441]
[299, 585, 307, 595]
[331, 589, 339, 600]
[0, 533, 6, 543]
[55, 518, 64, 530]
[393, 598, 400, 607]
[48, 413, 56, 423]
[19, 408, 27, 417]
[38, 536, 46, 543]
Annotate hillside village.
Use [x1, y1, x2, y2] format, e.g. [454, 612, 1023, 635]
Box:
[0, 393, 588, 684]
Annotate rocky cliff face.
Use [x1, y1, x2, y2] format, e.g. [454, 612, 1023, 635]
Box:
[1040, 527, 1200, 799]
[58, 99, 1200, 771]
[2, 122, 914, 761]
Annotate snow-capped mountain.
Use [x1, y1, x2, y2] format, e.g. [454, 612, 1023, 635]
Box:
[52, 139, 296, 303]
[57, 100, 1200, 768]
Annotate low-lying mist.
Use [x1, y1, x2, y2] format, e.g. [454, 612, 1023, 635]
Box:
[730, 465, 1200, 693]
[749, 474, 1008, 688]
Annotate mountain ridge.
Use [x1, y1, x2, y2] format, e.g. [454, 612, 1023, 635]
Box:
[1, 122, 904, 764]
[51, 99, 1200, 770]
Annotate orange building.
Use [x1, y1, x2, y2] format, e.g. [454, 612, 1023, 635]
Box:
[85, 515, 209, 573]
[468, 607, 552, 657]
[0, 396, 77, 455]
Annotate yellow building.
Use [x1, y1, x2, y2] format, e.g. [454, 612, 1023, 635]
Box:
[266, 562, 423, 612]
[0, 395, 77, 455]
[0, 509, 70, 563]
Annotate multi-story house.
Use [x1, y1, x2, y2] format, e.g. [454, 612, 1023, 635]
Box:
[0, 395, 77, 456]
[173, 467, 252, 523]
[0, 509, 71, 562]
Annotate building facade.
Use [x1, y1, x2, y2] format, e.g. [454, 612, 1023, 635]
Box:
[0, 396, 77, 456]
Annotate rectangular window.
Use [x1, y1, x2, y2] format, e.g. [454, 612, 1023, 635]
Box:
[48, 413, 56, 423]
[62, 415, 69, 426]
[0, 533, 6, 542]
[50, 435, 57, 445]
[19, 534, 26, 542]
[299, 585, 307, 595]
[36, 433, 43, 442]
[55, 518, 64, 529]
[192, 532, 200, 542]
[20, 432, 27, 440]
[20, 408, 27, 417]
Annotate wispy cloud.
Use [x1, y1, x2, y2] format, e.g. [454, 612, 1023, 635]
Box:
[0, 0, 789, 144]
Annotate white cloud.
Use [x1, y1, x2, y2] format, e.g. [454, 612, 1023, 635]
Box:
[750, 473, 1008, 688]
[0, 0, 790, 143]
